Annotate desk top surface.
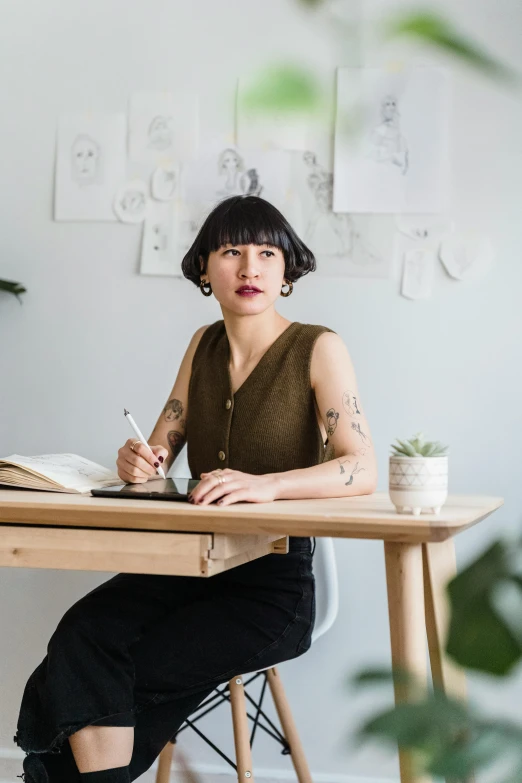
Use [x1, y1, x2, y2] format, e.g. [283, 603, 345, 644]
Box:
[0, 489, 504, 543]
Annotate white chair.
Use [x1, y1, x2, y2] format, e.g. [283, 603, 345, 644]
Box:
[155, 536, 339, 783]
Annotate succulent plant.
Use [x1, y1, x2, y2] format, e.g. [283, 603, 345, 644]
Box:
[390, 431, 448, 458]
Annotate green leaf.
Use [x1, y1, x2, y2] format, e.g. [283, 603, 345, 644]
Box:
[0, 278, 27, 303]
[238, 63, 322, 115]
[396, 439, 417, 457]
[383, 11, 520, 85]
[351, 666, 413, 688]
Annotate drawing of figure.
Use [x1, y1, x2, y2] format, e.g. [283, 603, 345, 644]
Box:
[303, 151, 352, 255]
[147, 116, 174, 151]
[216, 148, 248, 197]
[366, 94, 409, 175]
[71, 134, 101, 185]
[303, 151, 382, 265]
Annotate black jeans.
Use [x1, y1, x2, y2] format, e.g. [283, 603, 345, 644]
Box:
[14, 536, 315, 782]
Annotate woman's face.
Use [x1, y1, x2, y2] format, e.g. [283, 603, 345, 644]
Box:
[202, 243, 286, 315]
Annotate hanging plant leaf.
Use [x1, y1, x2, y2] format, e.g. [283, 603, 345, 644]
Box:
[239, 63, 322, 115]
[0, 278, 27, 303]
[383, 11, 520, 84]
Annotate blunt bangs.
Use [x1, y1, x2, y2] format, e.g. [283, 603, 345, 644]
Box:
[181, 195, 316, 286]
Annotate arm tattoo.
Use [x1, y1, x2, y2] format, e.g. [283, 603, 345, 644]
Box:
[342, 390, 362, 417]
[351, 421, 371, 447]
[344, 461, 365, 486]
[163, 398, 184, 423]
[325, 408, 339, 436]
[337, 458, 352, 474]
[167, 430, 184, 459]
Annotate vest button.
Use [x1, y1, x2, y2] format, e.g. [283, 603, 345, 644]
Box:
[218, 451, 226, 461]
[225, 399, 232, 410]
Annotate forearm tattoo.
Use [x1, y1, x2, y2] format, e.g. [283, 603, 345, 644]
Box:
[344, 461, 365, 486]
[167, 430, 184, 459]
[163, 398, 184, 423]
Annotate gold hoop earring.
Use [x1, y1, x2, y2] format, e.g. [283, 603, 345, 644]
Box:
[280, 280, 293, 297]
[200, 280, 212, 297]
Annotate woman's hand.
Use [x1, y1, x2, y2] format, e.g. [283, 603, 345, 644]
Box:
[189, 469, 280, 506]
[116, 439, 169, 484]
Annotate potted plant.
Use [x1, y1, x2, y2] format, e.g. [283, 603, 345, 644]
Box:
[389, 432, 449, 515]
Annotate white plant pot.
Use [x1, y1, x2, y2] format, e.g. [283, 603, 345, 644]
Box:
[389, 455, 448, 515]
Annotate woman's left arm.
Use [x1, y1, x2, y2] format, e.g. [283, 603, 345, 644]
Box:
[273, 331, 378, 500]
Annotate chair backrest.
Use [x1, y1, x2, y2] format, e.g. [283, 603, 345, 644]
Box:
[311, 536, 339, 643]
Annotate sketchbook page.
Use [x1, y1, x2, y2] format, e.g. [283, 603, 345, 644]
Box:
[0, 454, 121, 492]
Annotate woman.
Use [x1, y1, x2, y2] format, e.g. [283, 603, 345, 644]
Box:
[15, 195, 377, 783]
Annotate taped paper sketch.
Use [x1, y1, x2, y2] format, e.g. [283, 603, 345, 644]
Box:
[401, 248, 435, 299]
[140, 200, 181, 277]
[55, 113, 126, 221]
[333, 67, 450, 213]
[129, 92, 199, 163]
[152, 163, 179, 201]
[113, 180, 149, 223]
[439, 234, 494, 281]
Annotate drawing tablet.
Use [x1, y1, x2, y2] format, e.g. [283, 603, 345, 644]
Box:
[91, 477, 200, 501]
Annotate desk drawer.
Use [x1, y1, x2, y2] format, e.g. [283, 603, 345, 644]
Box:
[0, 526, 289, 576]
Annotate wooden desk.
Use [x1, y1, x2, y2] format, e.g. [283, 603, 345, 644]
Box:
[0, 490, 503, 783]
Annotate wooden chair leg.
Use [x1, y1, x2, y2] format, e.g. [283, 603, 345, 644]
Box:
[423, 540, 475, 783]
[229, 676, 255, 783]
[266, 667, 313, 783]
[384, 542, 431, 783]
[155, 740, 174, 783]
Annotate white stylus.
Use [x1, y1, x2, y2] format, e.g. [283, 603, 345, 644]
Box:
[124, 408, 166, 479]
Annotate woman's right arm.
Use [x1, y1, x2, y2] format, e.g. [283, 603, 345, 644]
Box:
[116, 324, 210, 483]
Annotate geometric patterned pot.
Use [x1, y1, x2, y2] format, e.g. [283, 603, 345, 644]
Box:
[389, 455, 448, 515]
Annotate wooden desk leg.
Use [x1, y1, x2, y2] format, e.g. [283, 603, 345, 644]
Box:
[423, 540, 474, 783]
[384, 542, 431, 783]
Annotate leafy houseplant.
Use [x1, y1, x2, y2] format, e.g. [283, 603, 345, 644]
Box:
[389, 432, 449, 515]
[354, 534, 522, 782]
[0, 279, 27, 303]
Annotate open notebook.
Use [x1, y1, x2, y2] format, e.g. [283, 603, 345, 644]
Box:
[0, 454, 122, 494]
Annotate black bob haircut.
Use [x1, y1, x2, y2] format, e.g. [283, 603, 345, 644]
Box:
[181, 195, 316, 286]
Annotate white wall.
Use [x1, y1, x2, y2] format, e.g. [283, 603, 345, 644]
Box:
[1, 1, 521, 782]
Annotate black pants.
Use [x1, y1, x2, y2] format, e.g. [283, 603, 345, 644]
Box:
[14, 537, 315, 782]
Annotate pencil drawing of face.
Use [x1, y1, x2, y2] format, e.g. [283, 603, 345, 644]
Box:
[218, 149, 244, 175]
[381, 95, 399, 123]
[71, 134, 101, 184]
[147, 116, 174, 151]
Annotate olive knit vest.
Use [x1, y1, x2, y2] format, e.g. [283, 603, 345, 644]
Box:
[186, 319, 336, 479]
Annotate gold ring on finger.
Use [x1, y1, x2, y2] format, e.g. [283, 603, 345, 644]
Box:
[130, 439, 141, 453]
